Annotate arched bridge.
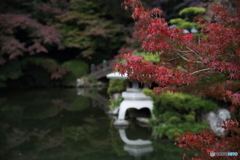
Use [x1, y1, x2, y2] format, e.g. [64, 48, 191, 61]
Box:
[90, 59, 118, 79]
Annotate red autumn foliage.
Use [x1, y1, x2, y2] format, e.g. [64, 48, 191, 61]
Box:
[0, 14, 63, 50]
[115, 0, 240, 159]
[0, 9, 67, 79]
[177, 120, 240, 160]
[116, 0, 240, 104]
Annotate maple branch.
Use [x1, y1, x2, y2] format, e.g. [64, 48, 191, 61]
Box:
[176, 52, 201, 63]
[186, 46, 203, 60]
[167, 56, 181, 61]
[174, 49, 192, 53]
[176, 52, 188, 61]
[168, 49, 192, 61]
[175, 47, 203, 61]
[190, 68, 214, 75]
[167, 53, 190, 61]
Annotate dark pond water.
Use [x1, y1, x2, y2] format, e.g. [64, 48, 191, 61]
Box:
[0, 88, 193, 160]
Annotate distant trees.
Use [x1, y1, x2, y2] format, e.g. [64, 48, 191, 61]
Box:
[0, 0, 69, 88]
[54, 0, 127, 60]
[0, 0, 131, 88]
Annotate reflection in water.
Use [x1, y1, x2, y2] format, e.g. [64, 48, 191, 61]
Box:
[124, 144, 153, 160]
[119, 129, 152, 145]
[118, 128, 153, 160]
[0, 88, 191, 160]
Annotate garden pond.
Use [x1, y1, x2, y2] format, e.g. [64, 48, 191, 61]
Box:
[0, 88, 195, 160]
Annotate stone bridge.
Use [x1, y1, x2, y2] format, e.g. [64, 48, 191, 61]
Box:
[90, 59, 118, 79]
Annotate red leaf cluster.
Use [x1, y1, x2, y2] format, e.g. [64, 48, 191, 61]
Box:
[177, 120, 240, 160]
[117, 0, 240, 102]
[0, 14, 63, 64]
[117, 0, 240, 158]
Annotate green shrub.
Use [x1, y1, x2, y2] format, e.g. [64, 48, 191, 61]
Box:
[142, 88, 154, 96]
[179, 7, 206, 16]
[143, 89, 217, 140]
[107, 79, 126, 95]
[61, 60, 89, 86]
[61, 60, 88, 78]
[160, 111, 180, 122]
[167, 116, 181, 124]
[184, 114, 195, 123]
[143, 89, 217, 115]
[155, 122, 209, 140]
[109, 97, 123, 109]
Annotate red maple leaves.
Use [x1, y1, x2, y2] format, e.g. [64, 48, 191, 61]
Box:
[0, 14, 63, 64]
[116, 1, 240, 159]
[183, 33, 194, 42]
[177, 120, 240, 160]
[116, 0, 240, 105]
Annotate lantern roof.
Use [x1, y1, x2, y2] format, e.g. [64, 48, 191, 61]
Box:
[106, 72, 128, 79]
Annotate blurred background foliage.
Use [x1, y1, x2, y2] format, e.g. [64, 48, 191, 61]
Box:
[0, 0, 232, 89]
[0, 0, 132, 89]
[169, 7, 206, 33]
[107, 79, 126, 96]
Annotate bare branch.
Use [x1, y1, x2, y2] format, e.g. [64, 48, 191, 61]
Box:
[174, 49, 192, 53]
[190, 68, 214, 75]
[186, 46, 203, 60]
[167, 56, 181, 61]
[167, 52, 191, 61]
[176, 52, 202, 63]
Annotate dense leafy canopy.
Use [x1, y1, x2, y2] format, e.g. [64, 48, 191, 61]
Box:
[116, 0, 240, 106]
[54, 0, 125, 59]
[0, 0, 131, 88]
[0, 0, 69, 87]
[115, 0, 240, 159]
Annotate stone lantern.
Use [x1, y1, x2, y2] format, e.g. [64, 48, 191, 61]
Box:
[106, 72, 153, 127]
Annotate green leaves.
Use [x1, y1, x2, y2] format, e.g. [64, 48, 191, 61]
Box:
[0, 60, 23, 81]
[135, 51, 160, 63]
[154, 122, 209, 140]
[107, 79, 126, 95]
[170, 7, 206, 31]
[61, 60, 88, 78]
[145, 89, 217, 140]
[55, 0, 124, 58]
[179, 7, 206, 16]
[151, 91, 217, 113]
